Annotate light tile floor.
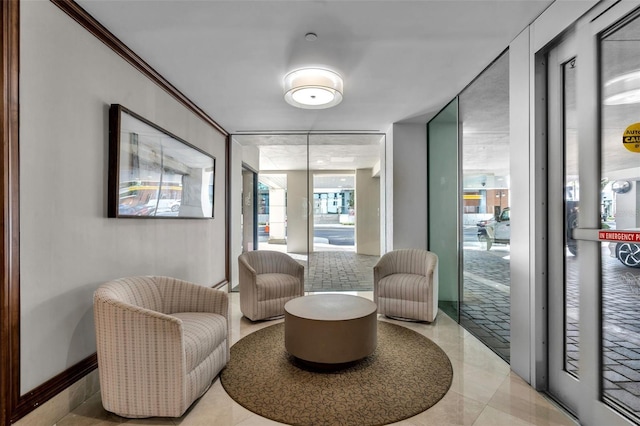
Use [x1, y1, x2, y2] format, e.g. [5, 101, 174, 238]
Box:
[49, 291, 577, 426]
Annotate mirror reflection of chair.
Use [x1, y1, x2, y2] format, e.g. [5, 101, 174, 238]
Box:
[373, 249, 439, 322]
[93, 276, 229, 418]
[238, 250, 305, 321]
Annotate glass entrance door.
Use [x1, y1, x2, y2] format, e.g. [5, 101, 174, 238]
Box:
[599, 8, 640, 421]
[547, 33, 580, 415]
[306, 134, 383, 292]
[547, 4, 640, 424]
[235, 133, 384, 293]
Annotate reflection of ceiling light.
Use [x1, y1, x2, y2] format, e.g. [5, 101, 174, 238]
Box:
[604, 70, 640, 105]
[612, 180, 632, 194]
[283, 68, 343, 109]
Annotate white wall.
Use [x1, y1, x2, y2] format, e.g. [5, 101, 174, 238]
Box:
[384, 126, 393, 252]
[241, 143, 260, 171]
[391, 123, 427, 249]
[286, 170, 312, 253]
[230, 139, 243, 288]
[355, 169, 380, 256]
[20, 2, 228, 393]
[509, 25, 534, 385]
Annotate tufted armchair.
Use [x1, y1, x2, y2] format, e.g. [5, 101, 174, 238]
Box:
[373, 249, 439, 322]
[93, 276, 229, 418]
[238, 250, 305, 321]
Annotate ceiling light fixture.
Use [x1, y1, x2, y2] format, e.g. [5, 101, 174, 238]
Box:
[283, 68, 344, 109]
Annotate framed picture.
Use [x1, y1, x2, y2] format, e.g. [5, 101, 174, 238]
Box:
[108, 104, 215, 218]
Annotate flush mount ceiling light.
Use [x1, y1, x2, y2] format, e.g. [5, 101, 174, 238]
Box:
[283, 68, 343, 109]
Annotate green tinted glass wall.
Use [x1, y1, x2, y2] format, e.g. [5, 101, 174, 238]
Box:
[427, 99, 459, 320]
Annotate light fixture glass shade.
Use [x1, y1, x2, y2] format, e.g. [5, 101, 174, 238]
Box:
[284, 68, 343, 109]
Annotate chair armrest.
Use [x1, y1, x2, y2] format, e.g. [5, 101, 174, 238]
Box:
[373, 253, 396, 283]
[239, 254, 257, 275]
[424, 253, 438, 281]
[239, 255, 258, 286]
[280, 256, 305, 280]
[157, 277, 229, 318]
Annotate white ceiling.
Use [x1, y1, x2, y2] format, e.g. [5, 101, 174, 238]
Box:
[77, 0, 554, 135]
[72, 1, 640, 185]
[75, 1, 563, 175]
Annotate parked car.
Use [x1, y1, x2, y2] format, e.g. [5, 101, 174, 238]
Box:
[119, 203, 156, 216]
[614, 242, 640, 267]
[477, 204, 578, 255]
[608, 228, 640, 268]
[147, 198, 181, 213]
[477, 207, 510, 250]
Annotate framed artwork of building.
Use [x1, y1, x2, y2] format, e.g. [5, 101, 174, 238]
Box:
[108, 104, 215, 219]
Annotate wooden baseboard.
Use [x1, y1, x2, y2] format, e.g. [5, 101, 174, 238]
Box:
[11, 354, 97, 423]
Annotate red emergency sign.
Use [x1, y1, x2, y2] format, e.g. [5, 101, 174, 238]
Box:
[598, 231, 640, 242]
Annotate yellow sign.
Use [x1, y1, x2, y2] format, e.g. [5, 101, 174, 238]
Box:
[623, 123, 640, 153]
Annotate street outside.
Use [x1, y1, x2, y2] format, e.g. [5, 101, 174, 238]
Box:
[259, 224, 355, 246]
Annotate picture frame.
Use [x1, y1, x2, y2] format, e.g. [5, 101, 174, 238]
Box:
[108, 104, 215, 218]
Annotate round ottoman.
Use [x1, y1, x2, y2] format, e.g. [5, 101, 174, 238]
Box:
[284, 294, 377, 364]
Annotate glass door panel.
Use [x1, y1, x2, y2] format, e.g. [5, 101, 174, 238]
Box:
[549, 5, 640, 424]
[241, 166, 257, 253]
[235, 133, 385, 294]
[600, 11, 640, 419]
[548, 37, 581, 414]
[428, 99, 459, 320]
[563, 58, 580, 378]
[307, 134, 383, 292]
[256, 135, 309, 286]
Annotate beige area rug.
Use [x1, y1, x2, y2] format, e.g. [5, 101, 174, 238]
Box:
[220, 321, 453, 426]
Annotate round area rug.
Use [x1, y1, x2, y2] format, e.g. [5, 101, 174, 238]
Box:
[220, 321, 453, 426]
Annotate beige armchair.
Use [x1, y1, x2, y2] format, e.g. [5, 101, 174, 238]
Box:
[373, 249, 439, 322]
[93, 276, 229, 418]
[238, 250, 305, 321]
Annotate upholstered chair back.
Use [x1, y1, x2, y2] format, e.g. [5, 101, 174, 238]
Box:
[373, 249, 439, 322]
[240, 250, 303, 276]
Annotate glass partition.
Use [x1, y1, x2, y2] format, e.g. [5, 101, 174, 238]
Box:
[241, 165, 257, 253]
[428, 99, 460, 320]
[459, 51, 511, 361]
[234, 133, 384, 293]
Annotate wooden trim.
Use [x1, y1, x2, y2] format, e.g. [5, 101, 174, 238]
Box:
[11, 355, 97, 422]
[106, 104, 120, 218]
[225, 135, 231, 286]
[1, 1, 231, 424]
[1, 0, 20, 424]
[50, 0, 228, 138]
[212, 279, 228, 290]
